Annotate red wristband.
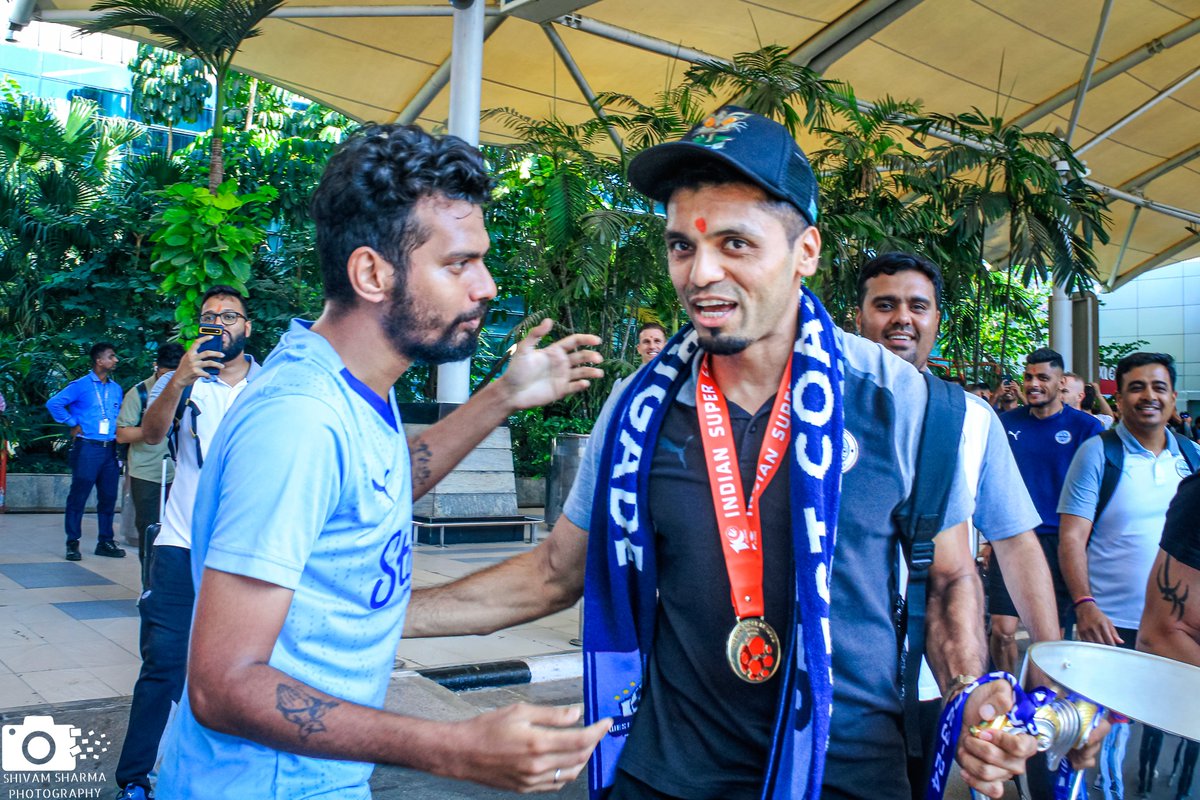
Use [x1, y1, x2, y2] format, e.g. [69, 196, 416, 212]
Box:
[1073, 595, 1096, 608]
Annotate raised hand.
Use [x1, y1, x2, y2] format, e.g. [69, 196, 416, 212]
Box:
[172, 335, 225, 388]
[499, 319, 604, 412]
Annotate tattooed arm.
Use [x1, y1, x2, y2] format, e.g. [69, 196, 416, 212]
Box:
[1137, 550, 1200, 667]
[187, 568, 609, 791]
[408, 319, 601, 500]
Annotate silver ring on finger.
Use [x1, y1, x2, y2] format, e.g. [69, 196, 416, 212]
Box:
[554, 768, 562, 783]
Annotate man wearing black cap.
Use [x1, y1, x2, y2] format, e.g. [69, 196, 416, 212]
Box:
[406, 108, 1062, 799]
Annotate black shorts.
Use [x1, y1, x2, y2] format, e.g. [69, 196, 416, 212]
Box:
[986, 533, 1070, 626]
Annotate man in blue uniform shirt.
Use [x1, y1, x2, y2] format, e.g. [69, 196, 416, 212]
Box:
[990, 348, 1104, 674]
[46, 342, 126, 561]
[156, 124, 610, 799]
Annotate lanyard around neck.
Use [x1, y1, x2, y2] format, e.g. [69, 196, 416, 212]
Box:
[695, 354, 793, 620]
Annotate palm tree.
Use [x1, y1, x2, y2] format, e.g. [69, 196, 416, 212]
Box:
[683, 44, 842, 134]
[807, 91, 935, 324]
[908, 108, 1110, 374]
[81, 0, 285, 193]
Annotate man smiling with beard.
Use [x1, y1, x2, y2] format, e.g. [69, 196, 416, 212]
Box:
[154, 125, 609, 799]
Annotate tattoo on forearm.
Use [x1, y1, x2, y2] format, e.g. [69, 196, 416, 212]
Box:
[1156, 556, 1190, 622]
[276, 684, 339, 741]
[413, 440, 432, 485]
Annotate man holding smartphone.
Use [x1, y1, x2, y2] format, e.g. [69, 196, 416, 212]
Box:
[111, 285, 258, 800]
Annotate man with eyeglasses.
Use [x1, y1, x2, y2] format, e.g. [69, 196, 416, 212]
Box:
[110, 285, 259, 800]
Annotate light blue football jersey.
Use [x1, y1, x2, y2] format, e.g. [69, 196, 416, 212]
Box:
[158, 319, 414, 799]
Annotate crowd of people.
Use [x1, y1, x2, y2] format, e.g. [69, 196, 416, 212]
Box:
[35, 108, 1200, 800]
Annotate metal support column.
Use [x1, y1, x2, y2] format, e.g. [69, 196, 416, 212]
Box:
[1065, 0, 1115, 145]
[1049, 286, 1074, 371]
[437, 0, 486, 404]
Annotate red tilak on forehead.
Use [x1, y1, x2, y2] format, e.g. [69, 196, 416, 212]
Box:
[694, 217, 707, 233]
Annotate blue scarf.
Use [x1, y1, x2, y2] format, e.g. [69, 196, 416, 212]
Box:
[583, 288, 844, 799]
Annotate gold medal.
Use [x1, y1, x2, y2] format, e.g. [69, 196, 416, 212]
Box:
[726, 617, 781, 683]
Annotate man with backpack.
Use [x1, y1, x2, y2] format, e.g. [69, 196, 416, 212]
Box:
[854, 252, 1061, 794]
[111, 286, 259, 800]
[1058, 352, 1200, 798]
[116, 342, 184, 575]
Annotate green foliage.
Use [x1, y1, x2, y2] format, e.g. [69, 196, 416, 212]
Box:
[1099, 339, 1149, 367]
[83, 0, 287, 190]
[149, 180, 278, 335]
[508, 410, 595, 479]
[129, 43, 208, 150]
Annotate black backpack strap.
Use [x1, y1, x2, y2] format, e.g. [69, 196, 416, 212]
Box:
[136, 381, 149, 425]
[1095, 429, 1125, 524]
[899, 373, 966, 758]
[166, 384, 194, 463]
[1172, 433, 1200, 474]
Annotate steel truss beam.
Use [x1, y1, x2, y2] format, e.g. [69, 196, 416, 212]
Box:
[1112, 230, 1200, 290]
[1010, 16, 1200, 130]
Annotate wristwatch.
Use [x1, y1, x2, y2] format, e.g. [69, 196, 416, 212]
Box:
[944, 674, 978, 703]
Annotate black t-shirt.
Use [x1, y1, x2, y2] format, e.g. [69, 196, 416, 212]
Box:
[616, 395, 794, 800]
[1160, 471, 1200, 570]
[617, 364, 918, 800]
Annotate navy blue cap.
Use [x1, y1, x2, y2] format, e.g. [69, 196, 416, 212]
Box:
[627, 106, 819, 225]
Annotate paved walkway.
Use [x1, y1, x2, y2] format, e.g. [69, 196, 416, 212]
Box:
[0, 510, 578, 711]
[0, 512, 1192, 800]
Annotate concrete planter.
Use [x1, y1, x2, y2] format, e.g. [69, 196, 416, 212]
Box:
[4, 473, 121, 513]
[516, 477, 546, 508]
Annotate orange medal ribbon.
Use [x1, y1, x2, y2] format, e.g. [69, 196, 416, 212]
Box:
[696, 354, 792, 682]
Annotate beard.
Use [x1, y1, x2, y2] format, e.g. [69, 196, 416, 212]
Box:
[697, 331, 753, 355]
[384, 284, 488, 365]
[221, 330, 247, 362]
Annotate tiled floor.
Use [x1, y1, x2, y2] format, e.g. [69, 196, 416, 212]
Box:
[0, 510, 578, 712]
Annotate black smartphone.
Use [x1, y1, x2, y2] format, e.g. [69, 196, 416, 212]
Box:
[1083, 383, 1097, 408]
[198, 324, 225, 376]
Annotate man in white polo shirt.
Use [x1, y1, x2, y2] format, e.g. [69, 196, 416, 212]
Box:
[1059, 351, 1200, 799]
[111, 285, 259, 800]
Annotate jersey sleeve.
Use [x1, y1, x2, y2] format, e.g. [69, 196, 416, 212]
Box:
[1160, 472, 1200, 571]
[1056, 435, 1105, 522]
[973, 407, 1040, 541]
[197, 394, 345, 590]
[562, 383, 624, 531]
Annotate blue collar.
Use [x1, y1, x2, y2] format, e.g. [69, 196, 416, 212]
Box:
[338, 368, 397, 432]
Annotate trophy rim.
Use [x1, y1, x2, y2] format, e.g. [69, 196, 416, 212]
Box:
[1029, 640, 1200, 741]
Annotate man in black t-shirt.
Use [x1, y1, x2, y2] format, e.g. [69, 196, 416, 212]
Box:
[1137, 472, 1200, 800]
[1138, 471, 1200, 665]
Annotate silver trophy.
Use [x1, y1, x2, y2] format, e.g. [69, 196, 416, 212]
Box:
[971, 641, 1200, 800]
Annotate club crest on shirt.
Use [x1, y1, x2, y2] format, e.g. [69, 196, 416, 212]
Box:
[842, 429, 859, 473]
[1178, 458, 1192, 479]
[1054, 430, 1072, 445]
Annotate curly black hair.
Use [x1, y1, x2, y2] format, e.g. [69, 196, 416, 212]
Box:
[310, 124, 493, 306]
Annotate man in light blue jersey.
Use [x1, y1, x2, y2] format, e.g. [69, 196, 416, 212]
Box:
[157, 125, 610, 798]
